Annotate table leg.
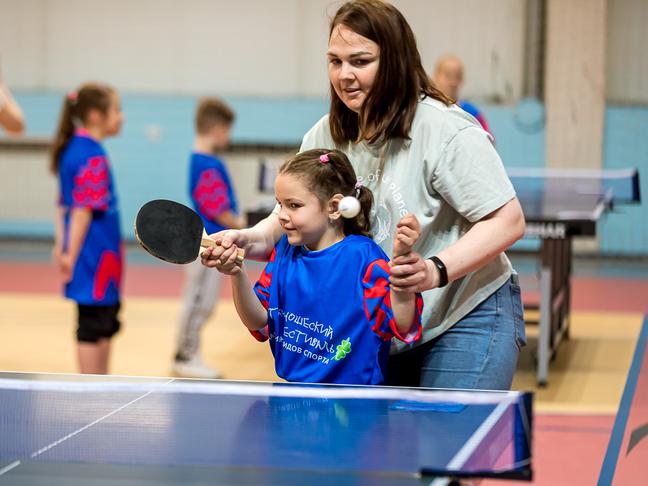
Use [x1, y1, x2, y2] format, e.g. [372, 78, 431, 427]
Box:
[537, 266, 551, 386]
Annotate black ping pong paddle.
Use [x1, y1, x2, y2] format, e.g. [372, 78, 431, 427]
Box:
[135, 199, 244, 264]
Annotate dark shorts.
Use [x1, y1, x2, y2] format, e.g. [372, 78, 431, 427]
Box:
[76, 303, 121, 343]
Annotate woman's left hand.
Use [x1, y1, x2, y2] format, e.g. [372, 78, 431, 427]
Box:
[389, 252, 438, 293]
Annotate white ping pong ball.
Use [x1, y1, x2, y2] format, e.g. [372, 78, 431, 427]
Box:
[339, 196, 361, 218]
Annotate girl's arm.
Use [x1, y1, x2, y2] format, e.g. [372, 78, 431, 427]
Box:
[230, 266, 268, 332]
[52, 206, 65, 261]
[390, 197, 525, 292]
[213, 210, 245, 230]
[59, 207, 92, 280]
[390, 213, 421, 334]
[390, 289, 417, 335]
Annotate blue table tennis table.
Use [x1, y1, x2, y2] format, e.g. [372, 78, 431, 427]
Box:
[0, 372, 533, 485]
[508, 168, 641, 385]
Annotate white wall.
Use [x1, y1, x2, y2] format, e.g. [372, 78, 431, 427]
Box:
[0, 0, 526, 100]
[545, 0, 606, 170]
[607, 0, 648, 103]
[0, 145, 57, 224]
[398, 0, 526, 101]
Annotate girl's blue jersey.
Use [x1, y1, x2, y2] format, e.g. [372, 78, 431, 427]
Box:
[58, 131, 122, 305]
[252, 234, 422, 385]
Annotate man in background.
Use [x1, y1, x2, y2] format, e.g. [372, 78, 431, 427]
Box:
[431, 54, 492, 136]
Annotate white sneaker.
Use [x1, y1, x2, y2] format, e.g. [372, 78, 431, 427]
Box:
[171, 356, 221, 379]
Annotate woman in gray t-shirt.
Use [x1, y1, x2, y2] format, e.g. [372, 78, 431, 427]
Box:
[202, 0, 527, 390]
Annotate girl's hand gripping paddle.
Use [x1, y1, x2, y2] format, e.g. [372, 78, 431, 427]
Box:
[135, 199, 244, 264]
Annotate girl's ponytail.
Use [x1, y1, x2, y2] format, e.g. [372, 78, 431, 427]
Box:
[50, 94, 76, 174]
[49, 83, 113, 174]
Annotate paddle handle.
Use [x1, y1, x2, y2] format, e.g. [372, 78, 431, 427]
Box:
[201, 236, 245, 263]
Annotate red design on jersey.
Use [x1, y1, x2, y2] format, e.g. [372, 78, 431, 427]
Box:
[251, 249, 277, 340]
[72, 156, 110, 210]
[361, 258, 421, 343]
[372, 295, 393, 340]
[250, 326, 269, 342]
[257, 248, 276, 293]
[93, 250, 122, 301]
[362, 260, 390, 314]
[362, 259, 393, 340]
[193, 169, 230, 220]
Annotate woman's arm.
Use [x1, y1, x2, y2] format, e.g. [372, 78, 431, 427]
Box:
[0, 82, 25, 134]
[390, 197, 525, 292]
[230, 266, 268, 332]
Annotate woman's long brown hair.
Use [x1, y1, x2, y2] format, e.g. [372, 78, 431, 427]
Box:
[328, 0, 452, 147]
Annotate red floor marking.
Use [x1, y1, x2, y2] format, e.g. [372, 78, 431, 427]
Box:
[520, 276, 648, 313]
[570, 278, 648, 313]
[0, 261, 263, 299]
[0, 260, 645, 312]
[485, 414, 615, 486]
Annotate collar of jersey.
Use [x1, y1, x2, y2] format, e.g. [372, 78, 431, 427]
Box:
[74, 128, 98, 142]
[298, 235, 352, 257]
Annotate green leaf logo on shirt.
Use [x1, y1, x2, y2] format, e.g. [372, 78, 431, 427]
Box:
[334, 338, 352, 361]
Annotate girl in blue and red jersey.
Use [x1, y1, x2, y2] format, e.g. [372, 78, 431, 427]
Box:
[50, 83, 124, 374]
[207, 149, 423, 385]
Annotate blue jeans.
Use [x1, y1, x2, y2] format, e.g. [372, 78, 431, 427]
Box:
[386, 276, 526, 390]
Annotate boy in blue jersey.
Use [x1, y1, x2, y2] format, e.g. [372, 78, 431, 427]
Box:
[51, 83, 124, 374]
[172, 98, 244, 378]
[206, 149, 423, 385]
[432, 54, 493, 137]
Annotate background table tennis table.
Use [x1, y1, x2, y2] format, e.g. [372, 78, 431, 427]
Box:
[508, 168, 641, 385]
[0, 372, 532, 485]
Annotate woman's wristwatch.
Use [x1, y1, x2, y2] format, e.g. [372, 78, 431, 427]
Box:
[428, 256, 449, 288]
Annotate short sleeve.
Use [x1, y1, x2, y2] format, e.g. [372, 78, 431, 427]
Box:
[362, 259, 422, 343]
[432, 126, 515, 223]
[192, 168, 231, 220]
[250, 247, 277, 342]
[299, 115, 332, 152]
[71, 155, 110, 210]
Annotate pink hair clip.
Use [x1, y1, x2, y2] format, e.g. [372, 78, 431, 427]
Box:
[319, 153, 330, 164]
[354, 181, 362, 197]
[67, 91, 78, 102]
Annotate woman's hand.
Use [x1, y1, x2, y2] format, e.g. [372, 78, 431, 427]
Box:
[392, 213, 421, 258]
[390, 253, 439, 293]
[391, 214, 434, 293]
